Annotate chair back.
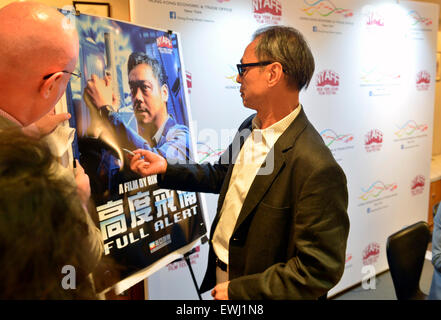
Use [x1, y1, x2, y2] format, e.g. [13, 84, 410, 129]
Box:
[386, 221, 431, 300]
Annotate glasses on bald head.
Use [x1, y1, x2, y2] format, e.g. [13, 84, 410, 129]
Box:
[43, 70, 82, 80]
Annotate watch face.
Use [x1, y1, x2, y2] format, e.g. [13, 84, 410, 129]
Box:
[104, 105, 115, 112]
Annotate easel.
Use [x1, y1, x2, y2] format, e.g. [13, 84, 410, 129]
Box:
[175, 235, 208, 300]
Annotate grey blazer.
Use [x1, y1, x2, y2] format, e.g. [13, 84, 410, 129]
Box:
[159, 108, 350, 299]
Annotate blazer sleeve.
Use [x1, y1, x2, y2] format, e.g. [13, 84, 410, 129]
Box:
[158, 161, 229, 194]
[228, 163, 349, 299]
[157, 114, 256, 193]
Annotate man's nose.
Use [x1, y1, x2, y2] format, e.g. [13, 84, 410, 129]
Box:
[236, 73, 242, 84]
[132, 87, 143, 102]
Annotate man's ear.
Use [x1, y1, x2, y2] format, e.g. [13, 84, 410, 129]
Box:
[267, 62, 284, 88]
[161, 83, 169, 102]
[39, 73, 63, 99]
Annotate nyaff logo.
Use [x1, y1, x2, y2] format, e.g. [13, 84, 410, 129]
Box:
[253, 0, 282, 24]
[157, 36, 173, 54]
[416, 71, 430, 91]
[364, 7, 385, 27]
[186, 71, 192, 95]
[364, 129, 383, 152]
[363, 243, 380, 265]
[411, 175, 425, 196]
[316, 70, 339, 95]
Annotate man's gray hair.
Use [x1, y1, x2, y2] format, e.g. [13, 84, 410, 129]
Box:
[127, 52, 165, 85]
[252, 26, 315, 91]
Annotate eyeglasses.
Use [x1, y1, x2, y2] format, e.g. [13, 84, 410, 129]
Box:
[43, 70, 82, 80]
[236, 61, 273, 77]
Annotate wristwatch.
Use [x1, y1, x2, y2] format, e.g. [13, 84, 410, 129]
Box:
[99, 105, 114, 115]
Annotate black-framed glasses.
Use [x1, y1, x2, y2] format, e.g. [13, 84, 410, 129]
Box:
[236, 61, 273, 77]
[43, 70, 82, 80]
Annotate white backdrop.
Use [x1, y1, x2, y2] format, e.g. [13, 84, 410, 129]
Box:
[130, 0, 438, 299]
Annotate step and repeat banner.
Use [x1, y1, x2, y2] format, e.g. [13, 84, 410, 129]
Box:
[130, 0, 438, 298]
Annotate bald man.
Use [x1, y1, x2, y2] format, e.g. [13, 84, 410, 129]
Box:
[0, 1, 103, 296]
[0, 1, 78, 130]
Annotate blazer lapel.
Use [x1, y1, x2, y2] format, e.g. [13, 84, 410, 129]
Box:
[232, 108, 310, 233]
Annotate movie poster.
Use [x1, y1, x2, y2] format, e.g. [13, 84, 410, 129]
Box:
[62, 11, 207, 291]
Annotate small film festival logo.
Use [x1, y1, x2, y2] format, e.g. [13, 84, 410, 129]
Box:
[364, 129, 383, 152]
[359, 181, 397, 201]
[253, 0, 282, 25]
[320, 129, 353, 148]
[301, 0, 353, 18]
[362, 242, 380, 266]
[156, 36, 173, 54]
[186, 71, 192, 95]
[345, 253, 353, 269]
[394, 120, 428, 138]
[411, 175, 425, 196]
[364, 7, 385, 27]
[408, 10, 432, 27]
[149, 234, 172, 254]
[416, 71, 430, 91]
[316, 70, 339, 95]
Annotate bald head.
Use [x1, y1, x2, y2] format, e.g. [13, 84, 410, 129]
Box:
[0, 1, 79, 125]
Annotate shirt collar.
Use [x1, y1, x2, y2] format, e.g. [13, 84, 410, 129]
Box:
[152, 114, 170, 145]
[251, 104, 301, 146]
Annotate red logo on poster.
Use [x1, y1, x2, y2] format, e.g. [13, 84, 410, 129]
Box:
[157, 36, 173, 54]
[316, 70, 339, 95]
[416, 71, 430, 91]
[362, 243, 380, 266]
[411, 175, 425, 196]
[157, 36, 173, 49]
[253, 0, 282, 24]
[364, 129, 383, 152]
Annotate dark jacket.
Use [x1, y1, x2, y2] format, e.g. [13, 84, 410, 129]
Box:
[159, 108, 349, 299]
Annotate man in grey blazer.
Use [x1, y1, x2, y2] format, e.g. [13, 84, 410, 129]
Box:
[130, 26, 349, 300]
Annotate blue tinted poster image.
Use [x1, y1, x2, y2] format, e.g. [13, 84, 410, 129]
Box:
[63, 11, 207, 292]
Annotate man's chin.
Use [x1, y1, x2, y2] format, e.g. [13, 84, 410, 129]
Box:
[135, 114, 153, 124]
[241, 101, 256, 111]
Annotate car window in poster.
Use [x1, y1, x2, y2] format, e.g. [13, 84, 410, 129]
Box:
[63, 11, 207, 292]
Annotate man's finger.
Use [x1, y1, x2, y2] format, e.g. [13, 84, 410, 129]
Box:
[52, 112, 71, 123]
[133, 149, 156, 161]
[131, 159, 147, 173]
[130, 154, 142, 170]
